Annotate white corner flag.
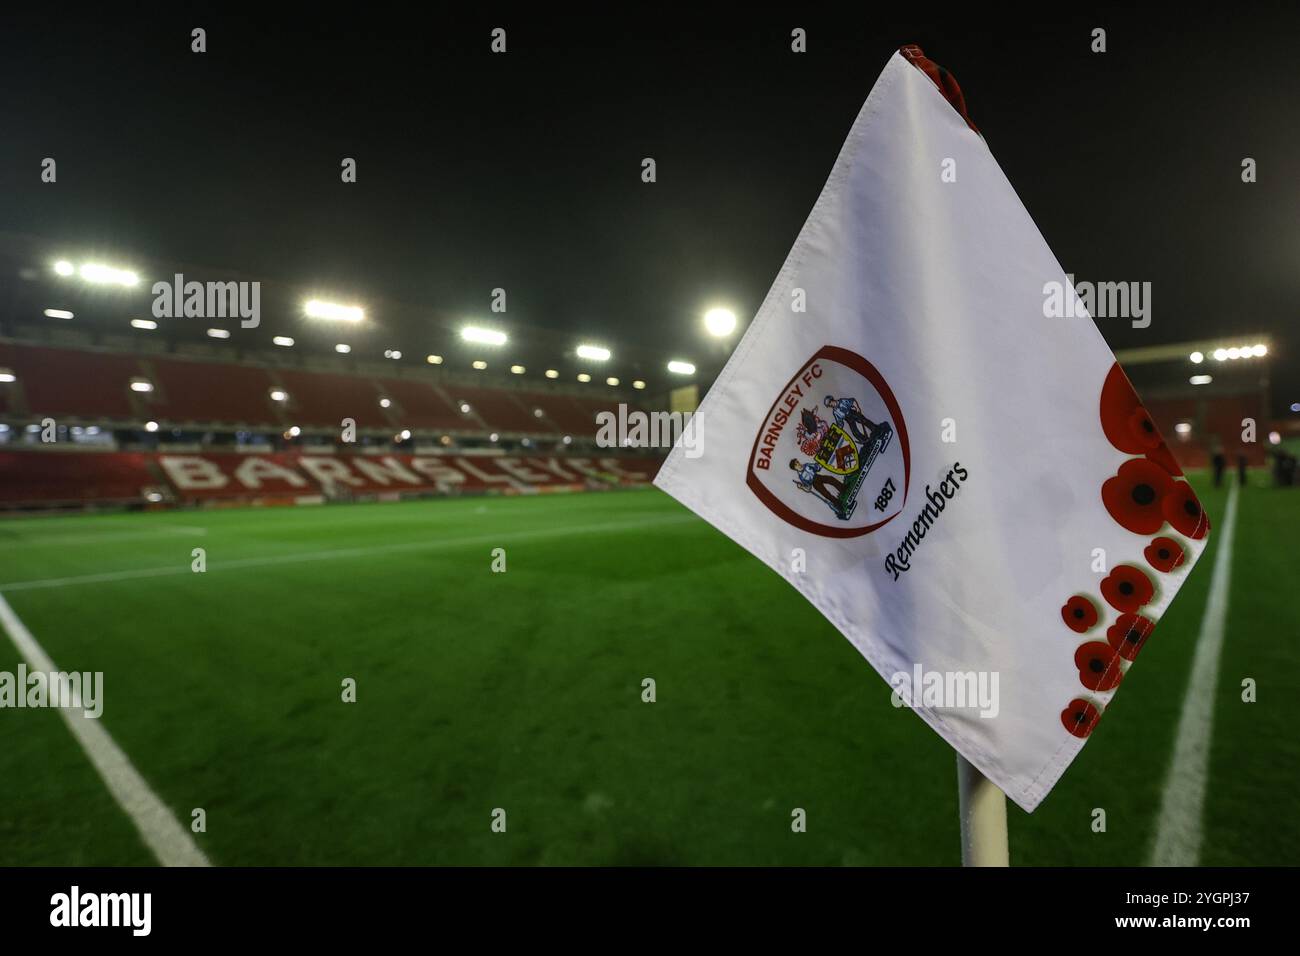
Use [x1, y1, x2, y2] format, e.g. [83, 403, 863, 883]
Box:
[654, 46, 1211, 813]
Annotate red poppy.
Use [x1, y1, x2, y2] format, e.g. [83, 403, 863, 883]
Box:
[1074, 641, 1124, 691]
[1126, 408, 1162, 451]
[1060, 595, 1099, 633]
[1144, 536, 1185, 573]
[1161, 481, 1209, 539]
[1146, 441, 1184, 477]
[1099, 364, 1147, 454]
[1061, 697, 1102, 738]
[1100, 363, 1183, 473]
[1107, 612, 1156, 661]
[1101, 564, 1154, 613]
[1101, 459, 1174, 534]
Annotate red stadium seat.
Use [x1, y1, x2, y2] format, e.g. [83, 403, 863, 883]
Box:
[375, 378, 466, 431]
[447, 386, 555, 434]
[0, 450, 157, 504]
[275, 369, 389, 428]
[0, 343, 141, 420]
[147, 357, 279, 426]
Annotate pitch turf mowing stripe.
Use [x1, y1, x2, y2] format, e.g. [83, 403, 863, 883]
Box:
[0, 512, 696, 592]
[1149, 481, 1238, 866]
[0, 593, 210, 866]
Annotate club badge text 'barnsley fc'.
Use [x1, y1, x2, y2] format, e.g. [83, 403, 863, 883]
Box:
[747, 346, 910, 537]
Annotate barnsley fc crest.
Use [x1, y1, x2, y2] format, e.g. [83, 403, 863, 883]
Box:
[747, 346, 909, 537]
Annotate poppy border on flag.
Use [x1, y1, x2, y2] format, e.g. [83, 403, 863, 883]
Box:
[745, 344, 911, 538]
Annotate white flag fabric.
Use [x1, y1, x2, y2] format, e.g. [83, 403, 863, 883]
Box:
[654, 48, 1210, 811]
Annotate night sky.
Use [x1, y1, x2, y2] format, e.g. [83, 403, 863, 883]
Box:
[0, 6, 1295, 404]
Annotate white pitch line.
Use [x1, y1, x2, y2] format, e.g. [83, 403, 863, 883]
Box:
[0, 593, 210, 867]
[0, 513, 696, 592]
[1150, 481, 1239, 867]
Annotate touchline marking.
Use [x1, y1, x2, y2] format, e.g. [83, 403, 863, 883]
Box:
[0, 513, 696, 592]
[0, 593, 210, 867]
[1150, 481, 1238, 867]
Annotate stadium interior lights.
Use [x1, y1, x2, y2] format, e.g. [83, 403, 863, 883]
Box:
[379, 398, 391, 408]
[427, 354, 443, 364]
[304, 299, 365, 322]
[510, 364, 525, 374]
[1212, 342, 1268, 361]
[287, 426, 301, 438]
[55, 260, 139, 287]
[273, 336, 295, 347]
[576, 344, 610, 361]
[544, 369, 559, 379]
[0, 369, 14, 384]
[577, 372, 592, 383]
[43, 308, 74, 320]
[385, 350, 402, 360]
[704, 307, 737, 338]
[207, 328, 230, 339]
[144, 421, 159, 432]
[667, 359, 696, 375]
[269, 389, 288, 402]
[130, 318, 157, 330]
[80, 263, 139, 286]
[399, 429, 412, 441]
[633, 380, 646, 390]
[1190, 374, 1213, 386]
[459, 402, 471, 413]
[1189, 351, 1204, 363]
[1174, 422, 1193, 435]
[129, 379, 154, 393]
[335, 343, 351, 354]
[606, 376, 620, 386]
[461, 326, 507, 346]
[472, 360, 487, 370]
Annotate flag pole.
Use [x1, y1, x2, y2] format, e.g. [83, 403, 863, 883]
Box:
[956, 753, 1010, 866]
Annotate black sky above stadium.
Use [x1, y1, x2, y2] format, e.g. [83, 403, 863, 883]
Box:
[0, 6, 1296, 396]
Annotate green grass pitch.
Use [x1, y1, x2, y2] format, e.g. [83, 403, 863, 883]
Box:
[0, 474, 1294, 865]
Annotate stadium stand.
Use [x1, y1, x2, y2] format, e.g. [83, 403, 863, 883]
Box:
[375, 378, 468, 432]
[145, 356, 279, 426]
[0, 342, 141, 419]
[518, 392, 599, 434]
[1146, 394, 1268, 467]
[274, 368, 389, 428]
[0, 340, 672, 509]
[0, 450, 159, 505]
[446, 385, 553, 434]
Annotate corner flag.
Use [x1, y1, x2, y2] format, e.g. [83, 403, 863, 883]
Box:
[654, 46, 1210, 812]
